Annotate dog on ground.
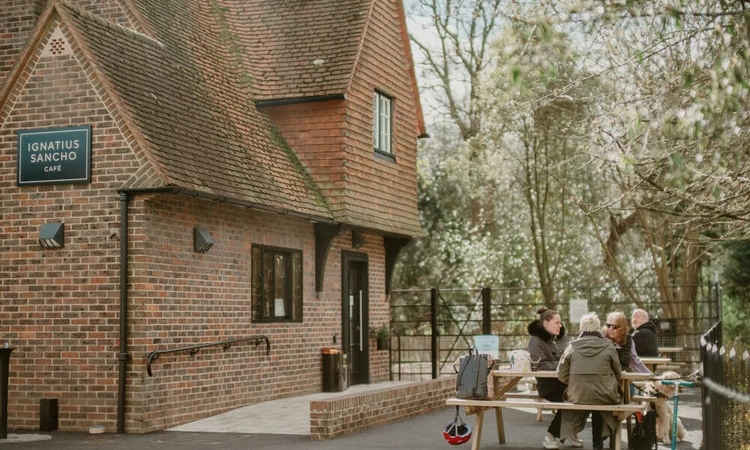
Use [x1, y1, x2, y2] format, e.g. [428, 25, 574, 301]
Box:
[643, 371, 687, 445]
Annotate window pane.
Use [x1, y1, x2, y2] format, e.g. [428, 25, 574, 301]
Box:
[251, 245, 303, 322]
[292, 252, 302, 320]
[382, 96, 391, 153]
[374, 93, 392, 154]
[251, 247, 262, 321]
[373, 92, 380, 148]
[274, 253, 288, 318]
[263, 252, 274, 319]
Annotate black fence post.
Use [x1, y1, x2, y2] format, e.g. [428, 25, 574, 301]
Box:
[700, 321, 723, 450]
[482, 287, 492, 335]
[431, 288, 438, 379]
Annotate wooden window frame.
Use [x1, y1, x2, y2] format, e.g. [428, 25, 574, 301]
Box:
[251, 245, 303, 323]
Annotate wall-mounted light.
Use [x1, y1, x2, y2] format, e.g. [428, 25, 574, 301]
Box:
[194, 227, 214, 253]
[352, 229, 365, 249]
[39, 222, 64, 249]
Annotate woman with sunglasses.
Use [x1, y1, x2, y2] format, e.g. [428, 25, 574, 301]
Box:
[603, 311, 650, 374]
[527, 307, 581, 449]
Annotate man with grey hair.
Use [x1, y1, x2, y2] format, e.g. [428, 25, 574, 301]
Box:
[557, 313, 622, 450]
[631, 308, 659, 357]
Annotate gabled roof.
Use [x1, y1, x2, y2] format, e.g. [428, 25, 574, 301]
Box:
[0, 0, 426, 232]
[221, 0, 372, 103]
[212, 0, 426, 136]
[0, 1, 335, 222]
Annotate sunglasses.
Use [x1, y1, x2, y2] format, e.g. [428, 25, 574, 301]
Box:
[605, 323, 621, 330]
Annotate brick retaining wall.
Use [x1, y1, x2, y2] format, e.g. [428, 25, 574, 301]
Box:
[309, 377, 455, 440]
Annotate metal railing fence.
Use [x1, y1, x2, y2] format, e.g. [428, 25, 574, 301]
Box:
[700, 321, 750, 449]
[389, 283, 720, 381]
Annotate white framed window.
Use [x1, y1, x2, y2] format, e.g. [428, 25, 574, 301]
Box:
[373, 91, 392, 155]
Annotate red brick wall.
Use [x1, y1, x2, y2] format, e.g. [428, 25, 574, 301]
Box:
[0, 4, 394, 435]
[310, 378, 455, 439]
[265, 100, 348, 221]
[0, 21, 140, 432]
[0, 0, 39, 87]
[128, 198, 390, 432]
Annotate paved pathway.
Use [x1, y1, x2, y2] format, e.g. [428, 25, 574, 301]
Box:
[4, 383, 704, 450]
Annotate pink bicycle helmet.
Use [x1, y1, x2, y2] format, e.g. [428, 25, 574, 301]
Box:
[443, 408, 472, 445]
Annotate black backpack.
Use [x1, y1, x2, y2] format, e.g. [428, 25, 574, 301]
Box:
[630, 409, 657, 450]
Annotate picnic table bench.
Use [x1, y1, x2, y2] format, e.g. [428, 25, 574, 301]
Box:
[447, 369, 654, 450]
[446, 397, 645, 450]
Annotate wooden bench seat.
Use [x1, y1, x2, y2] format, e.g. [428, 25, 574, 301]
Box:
[446, 398, 645, 450]
[656, 363, 686, 371]
[501, 392, 545, 421]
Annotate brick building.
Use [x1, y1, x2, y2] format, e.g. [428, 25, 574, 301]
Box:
[0, 0, 425, 433]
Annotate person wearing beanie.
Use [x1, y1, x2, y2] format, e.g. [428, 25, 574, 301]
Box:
[557, 312, 622, 450]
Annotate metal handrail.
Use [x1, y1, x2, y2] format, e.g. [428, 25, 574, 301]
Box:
[146, 335, 270, 376]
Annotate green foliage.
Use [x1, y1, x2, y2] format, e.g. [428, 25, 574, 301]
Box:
[401, 0, 750, 310]
[369, 324, 390, 339]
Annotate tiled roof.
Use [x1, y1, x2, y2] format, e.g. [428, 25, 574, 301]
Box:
[222, 0, 371, 102]
[58, 1, 333, 221]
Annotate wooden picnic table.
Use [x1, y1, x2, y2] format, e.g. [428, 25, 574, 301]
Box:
[492, 369, 654, 403]
[491, 369, 655, 448]
[639, 356, 672, 372]
[658, 346, 684, 354]
[452, 369, 654, 450]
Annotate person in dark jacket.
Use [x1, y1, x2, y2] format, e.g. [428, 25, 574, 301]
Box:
[631, 308, 659, 357]
[558, 313, 621, 450]
[527, 307, 581, 449]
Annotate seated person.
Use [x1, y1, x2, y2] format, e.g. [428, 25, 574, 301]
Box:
[557, 313, 622, 450]
[631, 309, 659, 357]
[527, 307, 580, 449]
[604, 311, 651, 374]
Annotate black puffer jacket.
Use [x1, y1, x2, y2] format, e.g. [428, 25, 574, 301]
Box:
[631, 321, 659, 357]
[527, 320, 571, 398]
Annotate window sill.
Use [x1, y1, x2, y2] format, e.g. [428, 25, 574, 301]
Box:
[374, 150, 396, 163]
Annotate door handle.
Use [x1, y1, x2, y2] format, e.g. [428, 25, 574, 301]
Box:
[359, 291, 363, 351]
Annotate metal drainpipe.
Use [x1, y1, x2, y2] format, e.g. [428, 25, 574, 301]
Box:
[117, 192, 131, 433]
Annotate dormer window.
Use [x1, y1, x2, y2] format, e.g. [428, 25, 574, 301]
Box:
[373, 91, 392, 155]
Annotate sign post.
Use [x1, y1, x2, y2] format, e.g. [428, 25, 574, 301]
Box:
[473, 335, 499, 359]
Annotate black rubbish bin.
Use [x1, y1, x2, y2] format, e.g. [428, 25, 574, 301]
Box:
[322, 348, 343, 392]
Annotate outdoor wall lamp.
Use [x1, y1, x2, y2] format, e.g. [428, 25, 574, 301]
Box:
[194, 227, 214, 253]
[39, 222, 64, 249]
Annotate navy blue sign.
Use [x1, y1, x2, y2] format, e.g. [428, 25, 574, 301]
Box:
[17, 125, 91, 185]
